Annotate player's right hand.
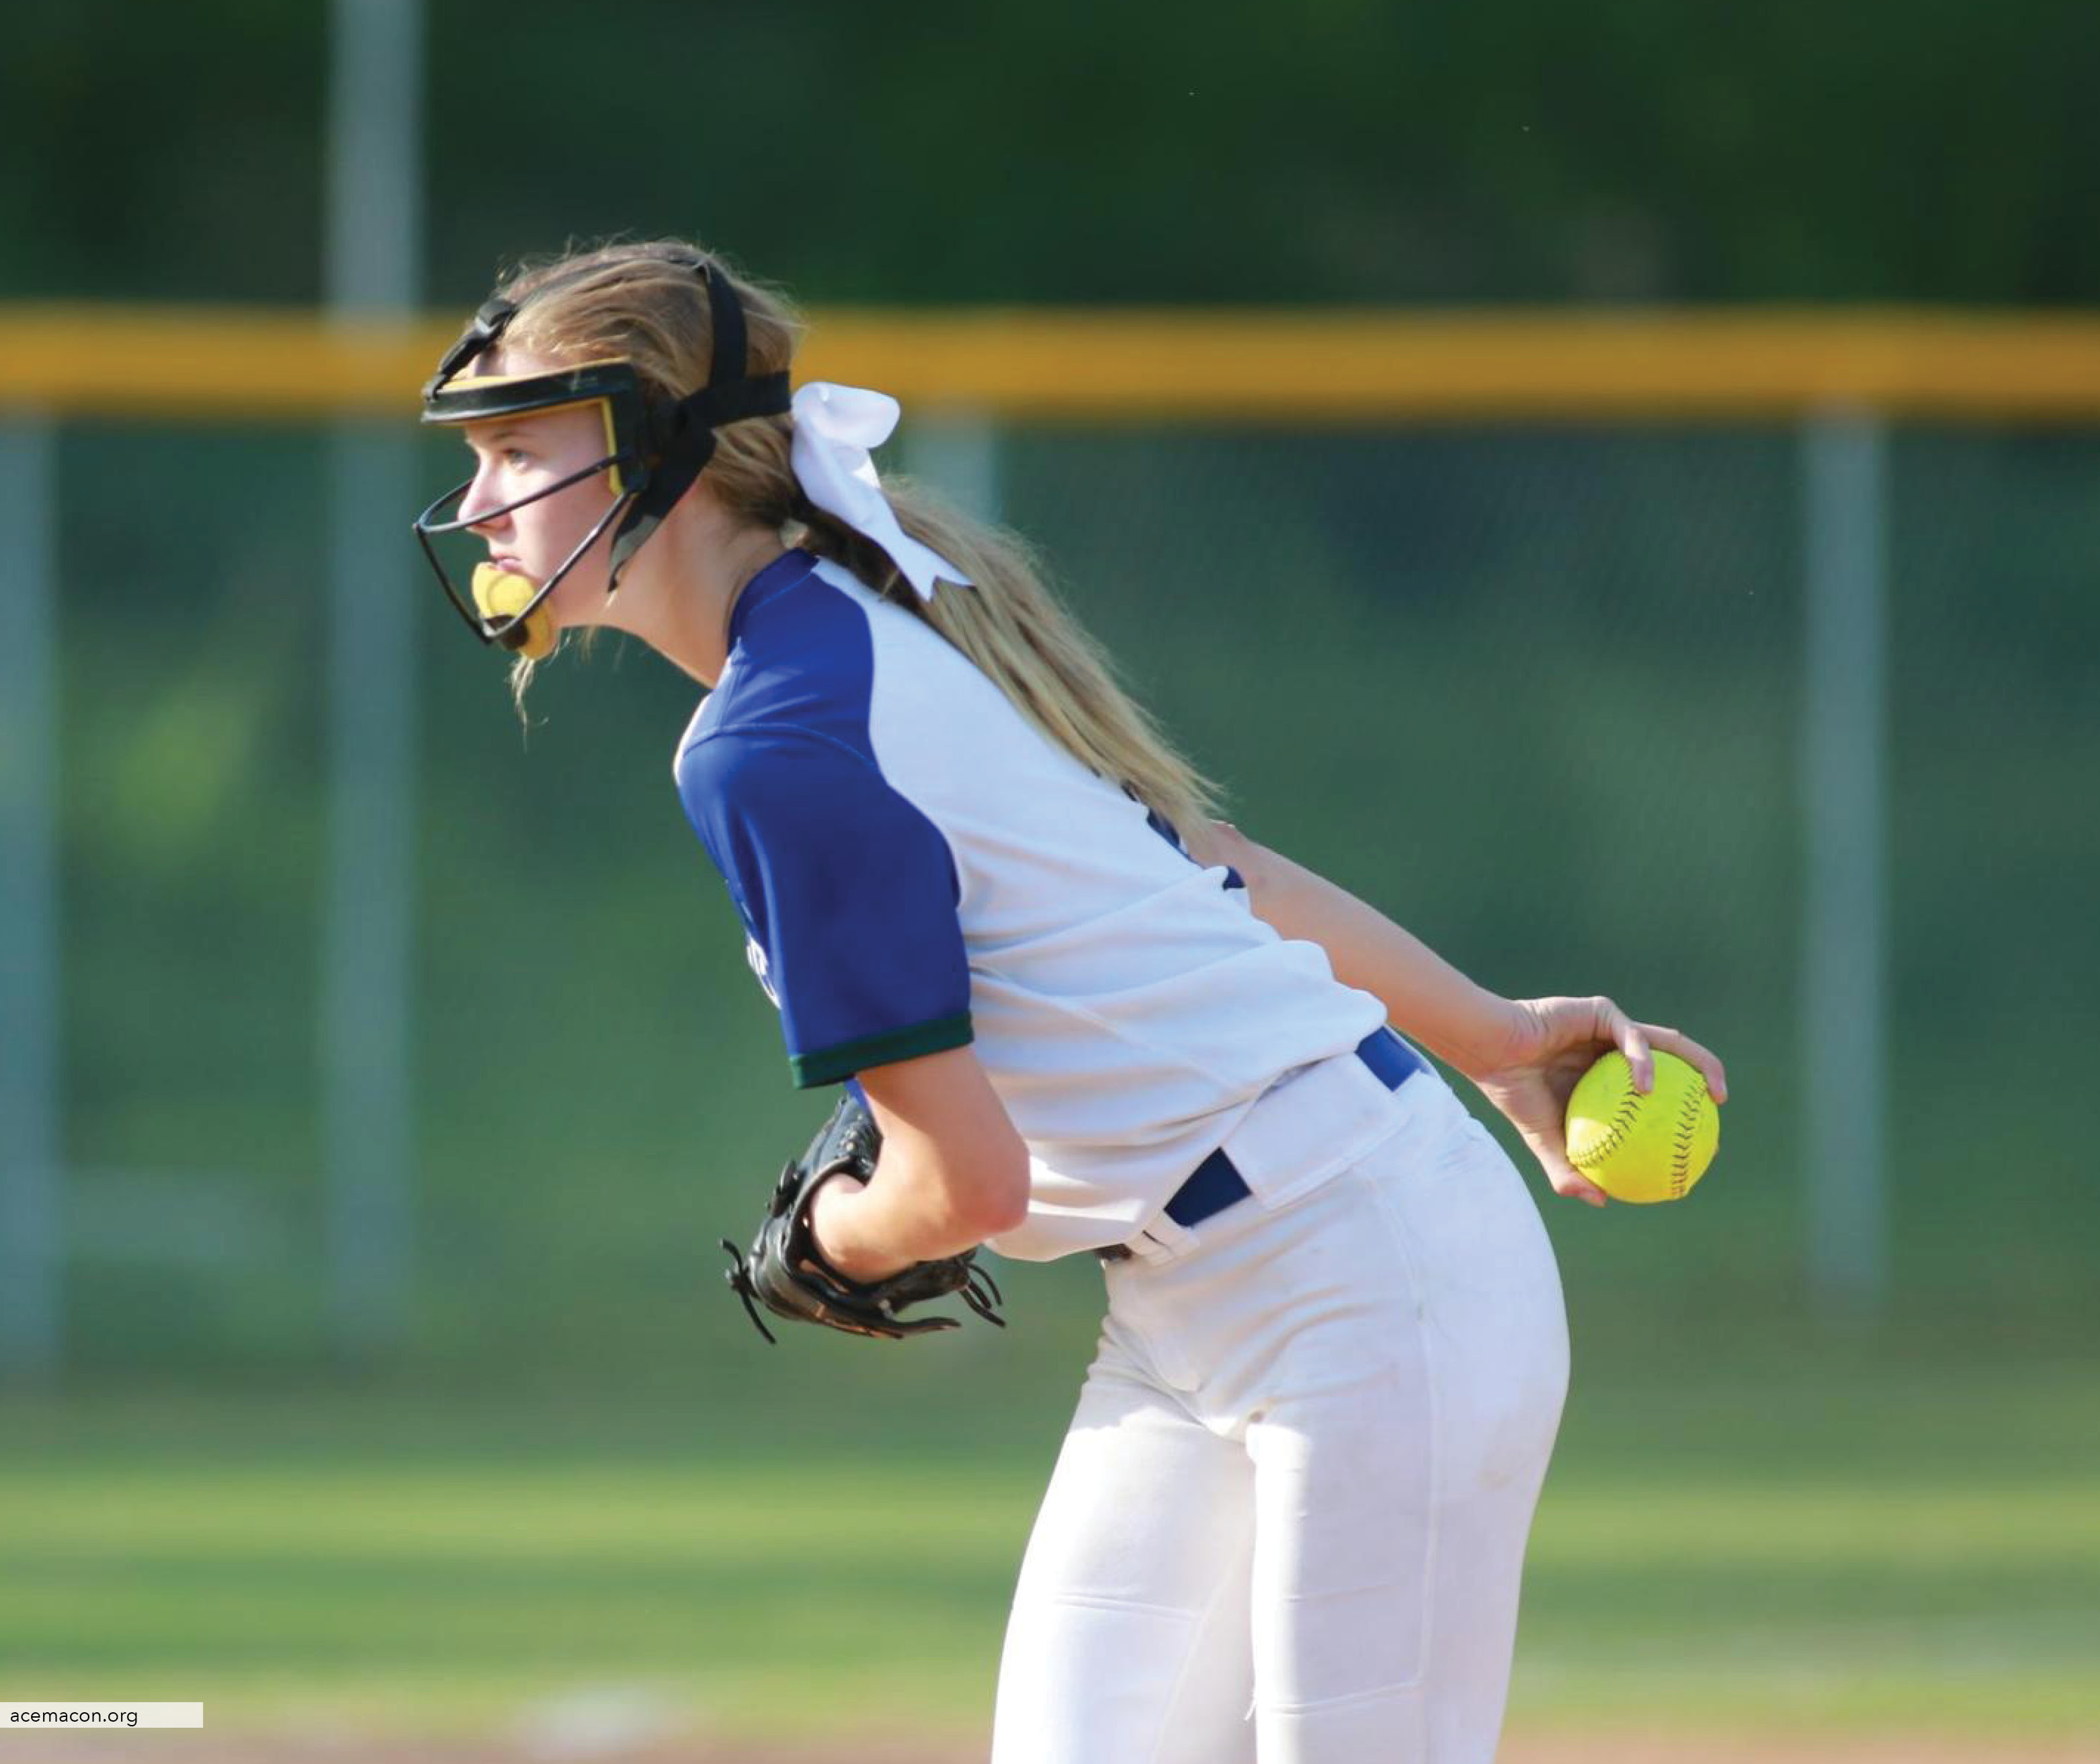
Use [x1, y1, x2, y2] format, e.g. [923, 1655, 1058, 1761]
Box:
[1466, 995, 1728, 1207]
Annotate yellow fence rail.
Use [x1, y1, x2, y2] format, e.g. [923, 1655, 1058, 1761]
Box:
[7, 305, 2100, 422]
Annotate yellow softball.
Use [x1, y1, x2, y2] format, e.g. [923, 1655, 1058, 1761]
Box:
[1564, 1049, 1719, 1204]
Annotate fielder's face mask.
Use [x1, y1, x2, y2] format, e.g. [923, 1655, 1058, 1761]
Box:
[413, 261, 792, 659]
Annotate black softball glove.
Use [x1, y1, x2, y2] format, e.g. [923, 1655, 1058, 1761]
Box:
[719, 1091, 1007, 1343]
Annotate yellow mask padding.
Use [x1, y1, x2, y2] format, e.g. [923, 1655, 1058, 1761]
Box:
[424, 360, 632, 409]
[444, 392, 630, 499]
[471, 563, 557, 661]
[426, 358, 636, 497]
[599, 397, 625, 495]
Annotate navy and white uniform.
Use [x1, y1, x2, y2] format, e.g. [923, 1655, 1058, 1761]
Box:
[677, 550, 1569, 1762]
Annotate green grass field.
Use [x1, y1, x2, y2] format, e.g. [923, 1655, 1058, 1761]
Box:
[3, 1353, 2095, 1750]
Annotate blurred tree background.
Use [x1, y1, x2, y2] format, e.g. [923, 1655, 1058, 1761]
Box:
[5, 0, 2100, 308]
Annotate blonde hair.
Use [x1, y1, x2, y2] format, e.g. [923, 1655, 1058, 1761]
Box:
[492, 239, 1222, 839]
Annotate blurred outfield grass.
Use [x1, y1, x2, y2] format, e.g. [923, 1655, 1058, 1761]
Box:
[2, 1353, 2094, 1749]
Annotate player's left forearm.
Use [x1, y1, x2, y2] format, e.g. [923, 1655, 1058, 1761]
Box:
[812, 1044, 1030, 1280]
[806, 1157, 986, 1282]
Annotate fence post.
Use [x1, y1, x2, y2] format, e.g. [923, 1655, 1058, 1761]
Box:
[907, 409, 1002, 525]
[1800, 409, 1890, 1319]
[321, 0, 424, 1361]
[0, 415, 62, 1384]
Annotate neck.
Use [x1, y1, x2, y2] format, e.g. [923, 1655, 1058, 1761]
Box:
[587, 506, 786, 686]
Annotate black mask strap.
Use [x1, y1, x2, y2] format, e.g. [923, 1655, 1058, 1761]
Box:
[421, 296, 517, 401]
[704, 264, 748, 390]
[604, 262, 791, 589]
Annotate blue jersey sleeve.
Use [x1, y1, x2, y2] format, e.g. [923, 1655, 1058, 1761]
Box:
[677, 726, 973, 1087]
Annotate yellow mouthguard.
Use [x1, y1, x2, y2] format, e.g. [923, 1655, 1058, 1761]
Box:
[470, 563, 556, 661]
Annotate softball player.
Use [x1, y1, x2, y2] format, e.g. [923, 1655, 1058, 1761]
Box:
[414, 241, 1726, 1763]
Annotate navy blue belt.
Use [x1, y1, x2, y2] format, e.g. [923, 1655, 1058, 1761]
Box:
[1097, 1028, 1427, 1263]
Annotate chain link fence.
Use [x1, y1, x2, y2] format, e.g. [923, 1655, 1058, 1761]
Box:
[5, 411, 2095, 1382]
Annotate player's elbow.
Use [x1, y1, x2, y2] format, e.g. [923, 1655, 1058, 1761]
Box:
[982, 1171, 1031, 1238]
[955, 1142, 1030, 1240]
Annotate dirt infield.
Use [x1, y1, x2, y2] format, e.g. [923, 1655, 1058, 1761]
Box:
[1502, 1740, 2100, 1764]
[33, 1733, 2100, 1763]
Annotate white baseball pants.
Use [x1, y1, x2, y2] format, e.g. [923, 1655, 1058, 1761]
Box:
[991, 1081, 1569, 1763]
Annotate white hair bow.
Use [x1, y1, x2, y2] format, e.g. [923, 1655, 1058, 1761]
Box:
[789, 382, 974, 601]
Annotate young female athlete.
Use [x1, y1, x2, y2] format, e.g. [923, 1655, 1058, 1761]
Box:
[413, 241, 1726, 1763]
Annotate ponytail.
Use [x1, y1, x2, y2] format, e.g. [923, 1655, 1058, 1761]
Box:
[793, 482, 1223, 842]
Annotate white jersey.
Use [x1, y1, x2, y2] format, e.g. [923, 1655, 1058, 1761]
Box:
[675, 550, 1425, 1259]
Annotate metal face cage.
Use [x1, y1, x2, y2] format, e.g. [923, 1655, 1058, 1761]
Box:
[413, 360, 647, 651]
[411, 262, 793, 653]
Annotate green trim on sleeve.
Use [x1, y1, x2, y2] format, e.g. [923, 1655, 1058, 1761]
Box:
[789, 1011, 975, 1088]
